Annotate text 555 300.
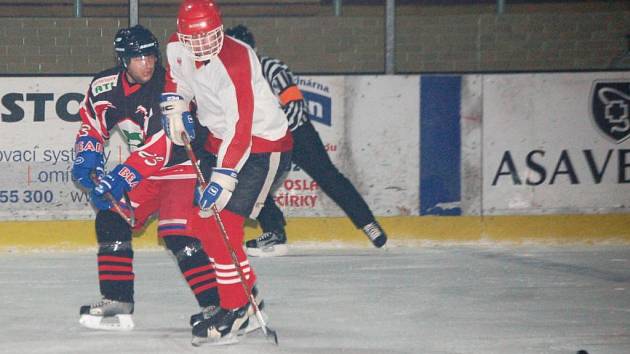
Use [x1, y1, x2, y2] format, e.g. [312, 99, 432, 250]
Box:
[0, 190, 54, 203]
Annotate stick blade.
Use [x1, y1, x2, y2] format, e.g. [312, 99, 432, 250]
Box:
[265, 326, 279, 345]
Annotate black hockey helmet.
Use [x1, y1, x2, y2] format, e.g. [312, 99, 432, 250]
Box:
[114, 25, 160, 68]
[225, 24, 256, 49]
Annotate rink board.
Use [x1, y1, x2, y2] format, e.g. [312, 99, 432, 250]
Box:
[1, 214, 629, 250]
[2, 73, 629, 250]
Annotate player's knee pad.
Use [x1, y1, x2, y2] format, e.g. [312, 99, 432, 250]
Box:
[96, 210, 132, 252]
[163, 235, 206, 262]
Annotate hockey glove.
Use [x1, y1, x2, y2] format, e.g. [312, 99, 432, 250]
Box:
[72, 136, 105, 189]
[195, 168, 238, 218]
[160, 93, 195, 146]
[91, 164, 142, 211]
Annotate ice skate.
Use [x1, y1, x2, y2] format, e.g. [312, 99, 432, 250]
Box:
[245, 230, 288, 257]
[191, 304, 250, 346]
[362, 221, 388, 248]
[189, 305, 220, 327]
[190, 285, 266, 335]
[79, 298, 134, 331]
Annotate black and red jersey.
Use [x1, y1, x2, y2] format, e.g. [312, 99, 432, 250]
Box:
[78, 66, 165, 150]
[75, 66, 209, 179]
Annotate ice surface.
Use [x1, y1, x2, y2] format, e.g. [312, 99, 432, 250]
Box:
[0, 245, 629, 354]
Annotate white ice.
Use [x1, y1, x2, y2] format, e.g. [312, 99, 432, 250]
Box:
[0, 244, 629, 354]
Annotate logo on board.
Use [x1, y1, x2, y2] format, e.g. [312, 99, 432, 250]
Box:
[297, 77, 332, 126]
[302, 91, 331, 126]
[590, 81, 630, 143]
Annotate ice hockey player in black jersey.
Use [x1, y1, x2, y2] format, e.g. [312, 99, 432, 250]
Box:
[72, 25, 221, 331]
[225, 25, 388, 257]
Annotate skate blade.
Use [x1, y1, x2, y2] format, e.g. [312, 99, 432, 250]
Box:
[191, 333, 238, 347]
[246, 244, 288, 258]
[79, 314, 134, 331]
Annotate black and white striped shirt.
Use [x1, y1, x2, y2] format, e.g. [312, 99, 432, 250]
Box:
[259, 55, 309, 132]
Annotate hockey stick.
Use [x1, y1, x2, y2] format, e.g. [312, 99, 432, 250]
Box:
[181, 132, 279, 345]
[122, 191, 136, 228]
[90, 172, 135, 228]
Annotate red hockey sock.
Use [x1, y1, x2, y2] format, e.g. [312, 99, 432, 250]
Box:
[203, 209, 257, 309]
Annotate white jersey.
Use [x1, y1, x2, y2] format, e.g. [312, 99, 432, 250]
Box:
[165, 34, 291, 171]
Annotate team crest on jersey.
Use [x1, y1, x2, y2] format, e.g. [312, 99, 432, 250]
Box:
[118, 118, 144, 150]
[92, 74, 119, 96]
[590, 80, 630, 144]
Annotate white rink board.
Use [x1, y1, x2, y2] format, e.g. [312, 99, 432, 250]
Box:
[6, 72, 627, 221]
[482, 72, 630, 215]
[0, 75, 420, 221]
[272, 76, 346, 217]
[279, 75, 420, 218]
[460, 75, 483, 216]
[345, 75, 420, 216]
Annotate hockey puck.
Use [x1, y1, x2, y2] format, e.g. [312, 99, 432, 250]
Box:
[576, 350, 588, 354]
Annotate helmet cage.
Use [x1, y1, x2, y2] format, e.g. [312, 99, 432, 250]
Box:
[177, 25, 224, 62]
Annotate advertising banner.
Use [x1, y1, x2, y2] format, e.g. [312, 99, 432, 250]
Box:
[0, 76, 131, 220]
[270, 76, 345, 217]
[278, 75, 420, 218]
[482, 72, 630, 215]
[1, 75, 420, 221]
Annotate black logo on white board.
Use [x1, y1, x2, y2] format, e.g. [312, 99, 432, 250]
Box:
[591, 81, 630, 144]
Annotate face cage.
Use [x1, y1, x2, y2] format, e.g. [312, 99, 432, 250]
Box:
[178, 26, 224, 62]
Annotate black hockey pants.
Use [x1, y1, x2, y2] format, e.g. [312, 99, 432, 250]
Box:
[256, 120, 376, 234]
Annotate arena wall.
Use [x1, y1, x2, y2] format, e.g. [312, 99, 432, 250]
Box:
[0, 8, 628, 74]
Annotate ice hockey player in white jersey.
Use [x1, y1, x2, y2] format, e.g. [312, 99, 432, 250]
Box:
[161, 0, 292, 345]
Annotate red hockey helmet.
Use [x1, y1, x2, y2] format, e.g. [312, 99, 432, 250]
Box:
[177, 0, 224, 61]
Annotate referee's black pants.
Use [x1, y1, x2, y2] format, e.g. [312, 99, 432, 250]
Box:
[256, 120, 376, 235]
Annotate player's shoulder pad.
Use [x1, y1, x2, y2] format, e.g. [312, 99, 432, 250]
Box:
[90, 67, 120, 97]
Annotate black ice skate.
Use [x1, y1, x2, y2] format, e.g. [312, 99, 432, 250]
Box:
[189, 305, 220, 327]
[362, 221, 388, 248]
[189, 285, 266, 334]
[79, 298, 134, 331]
[191, 304, 250, 346]
[245, 230, 288, 257]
